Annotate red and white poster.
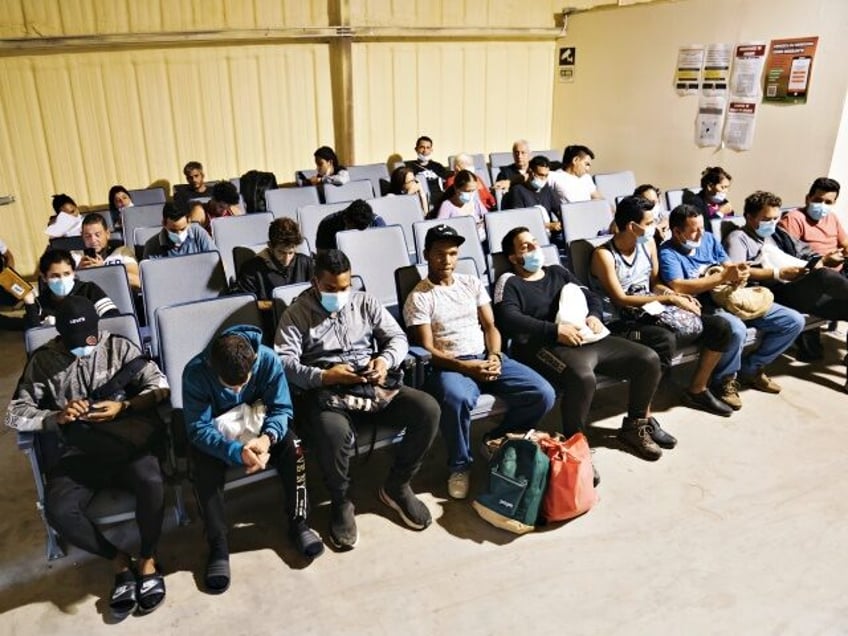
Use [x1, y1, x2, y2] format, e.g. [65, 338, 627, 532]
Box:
[763, 37, 818, 104]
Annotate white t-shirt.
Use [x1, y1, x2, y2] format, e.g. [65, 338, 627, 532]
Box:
[548, 170, 597, 204]
[72, 245, 137, 267]
[403, 273, 489, 357]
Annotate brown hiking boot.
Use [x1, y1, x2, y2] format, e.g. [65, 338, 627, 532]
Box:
[617, 417, 662, 461]
[740, 369, 782, 394]
[714, 376, 743, 410]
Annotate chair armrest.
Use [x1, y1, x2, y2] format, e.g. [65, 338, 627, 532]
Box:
[16, 430, 35, 452]
[406, 346, 432, 388]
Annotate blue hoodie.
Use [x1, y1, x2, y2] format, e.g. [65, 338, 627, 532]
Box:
[182, 324, 293, 465]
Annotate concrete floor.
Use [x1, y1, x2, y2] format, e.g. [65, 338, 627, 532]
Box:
[1, 325, 847, 635]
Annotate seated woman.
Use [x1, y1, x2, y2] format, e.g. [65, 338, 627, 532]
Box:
[205, 181, 242, 222]
[108, 185, 134, 230]
[444, 154, 496, 211]
[24, 249, 120, 328]
[389, 166, 428, 216]
[589, 196, 735, 416]
[682, 166, 734, 233]
[306, 146, 350, 186]
[435, 169, 488, 242]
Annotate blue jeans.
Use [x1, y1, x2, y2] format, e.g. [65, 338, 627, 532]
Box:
[711, 303, 805, 382]
[425, 353, 556, 472]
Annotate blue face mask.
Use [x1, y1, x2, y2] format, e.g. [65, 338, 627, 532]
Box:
[530, 178, 546, 191]
[807, 202, 830, 221]
[167, 228, 189, 245]
[755, 220, 778, 238]
[458, 191, 474, 205]
[320, 290, 350, 314]
[70, 345, 95, 358]
[47, 275, 75, 297]
[710, 192, 727, 204]
[521, 249, 544, 273]
[635, 224, 655, 245]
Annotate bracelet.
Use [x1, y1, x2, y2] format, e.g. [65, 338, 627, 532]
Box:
[488, 351, 503, 361]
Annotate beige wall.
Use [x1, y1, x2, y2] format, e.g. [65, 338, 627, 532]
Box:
[552, 0, 848, 213]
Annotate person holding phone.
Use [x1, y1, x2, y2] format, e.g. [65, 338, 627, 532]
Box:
[77, 213, 141, 289]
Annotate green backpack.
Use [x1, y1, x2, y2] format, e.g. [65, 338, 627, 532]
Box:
[472, 438, 550, 535]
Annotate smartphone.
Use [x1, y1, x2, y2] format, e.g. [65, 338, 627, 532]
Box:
[788, 56, 811, 96]
[87, 404, 108, 414]
[83, 247, 97, 259]
[806, 254, 823, 269]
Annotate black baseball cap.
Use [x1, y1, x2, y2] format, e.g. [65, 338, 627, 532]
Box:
[424, 224, 466, 251]
[55, 296, 100, 350]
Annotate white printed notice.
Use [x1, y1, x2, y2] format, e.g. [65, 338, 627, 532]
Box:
[702, 43, 732, 96]
[730, 43, 766, 99]
[723, 101, 757, 151]
[695, 96, 726, 147]
[674, 45, 704, 95]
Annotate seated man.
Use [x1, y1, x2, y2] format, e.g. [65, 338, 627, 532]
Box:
[495, 226, 669, 462]
[78, 213, 141, 289]
[182, 325, 323, 594]
[205, 181, 242, 221]
[276, 250, 439, 549]
[502, 155, 564, 248]
[314, 199, 385, 252]
[173, 161, 212, 214]
[778, 177, 847, 269]
[6, 297, 170, 619]
[548, 144, 605, 206]
[406, 135, 449, 201]
[725, 190, 848, 386]
[660, 204, 805, 402]
[404, 225, 556, 498]
[494, 139, 531, 192]
[591, 196, 734, 416]
[142, 202, 217, 260]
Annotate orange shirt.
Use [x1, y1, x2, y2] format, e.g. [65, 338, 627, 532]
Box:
[778, 208, 847, 256]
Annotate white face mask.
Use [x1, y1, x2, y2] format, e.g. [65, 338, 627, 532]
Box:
[167, 228, 189, 245]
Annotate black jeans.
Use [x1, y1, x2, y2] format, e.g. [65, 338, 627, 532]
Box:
[191, 429, 308, 550]
[515, 335, 662, 437]
[45, 453, 164, 559]
[773, 267, 848, 320]
[294, 386, 440, 502]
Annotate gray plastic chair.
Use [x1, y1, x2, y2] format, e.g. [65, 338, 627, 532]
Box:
[121, 204, 163, 248]
[412, 216, 487, 277]
[347, 163, 390, 198]
[265, 186, 321, 220]
[593, 171, 637, 204]
[336, 225, 410, 310]
[367, 195, 424, 256]
[128, 187, 166, 206]
[298, 202, 349, 253]
[323, 180, 375, 204]
[560, 199, 614, 244]
[484, 207, 551, 255]
[75, 263, 136, 316]
[210, 213, 274, 282]
[665, 187, 699, 211]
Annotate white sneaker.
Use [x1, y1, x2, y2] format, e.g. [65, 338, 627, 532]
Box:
[447, 471, 470, 500]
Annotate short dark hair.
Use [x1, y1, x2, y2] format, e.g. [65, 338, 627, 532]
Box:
[108, 185, 131, 216]
[314, 146, 342, 170]
[614, 196, 655, 231]
[415, 136, 433, 147]
[183, 161, 203, 174]
[81, 212, 108, 231]
[51, 193, 77, 214]
[212, 181, 239, 205]
[210, 333, 255, 386]
[807, 177, 840, 198]
[528, 156, 550, 171]
[268, 217, 303, 248]
[668, 204, 702, 231]
[341, 199, 375, 230]
[162, 202, 186, 222]
[390, 166, 414, 195]
[501, 226, 530, 256]
[634, 183, 660, 198]
[314, 249, 351, 277]
[39, 248, 76, 275]
[743, 191, 782, 217]
[562, 145, 595, 166]
[700, 166, 732, 190]
[453, 169, 477, 190]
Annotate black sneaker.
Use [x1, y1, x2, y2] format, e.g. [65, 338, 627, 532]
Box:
[683, 389, 733, 417]
[647, 417, 677, 449]
[290, 519, 325, 559]
[617, 417, 662, 461]
[329, 499, 358, 550]
[378, 483, 432, 530]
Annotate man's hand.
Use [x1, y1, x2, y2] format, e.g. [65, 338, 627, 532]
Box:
[461, 359, 500, 383]
[78, 254, 104, 269]
[241, 446, 268, 475]
[485, 354, 502, 376]
[84, 400, 124, 422]
[546, 221, 562, 233]
[585, 316, 604, 334]
[670, 294, 702, 316]
[779, 266, 807, 282]
[362, 357, 388, 385]
[823, 250, 845, 267]
[722, 263, 748, 285]
[557, 323, 584, 347]
[322, 363, 367, 386]
[56, 399, 90, 425]
[244, 434, 272, 457]
[23, 291, 36, 305]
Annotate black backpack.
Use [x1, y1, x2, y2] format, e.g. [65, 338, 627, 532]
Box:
[240, 170, 278, 213]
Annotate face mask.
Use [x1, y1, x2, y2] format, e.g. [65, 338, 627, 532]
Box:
[755, 220, 778, 238]
[683, 239, 702, 252]
[320, 290, 350, 314]
[70, 345, 95, 358]
[458, 191, 474, 205]
[47, 275, 75, 297]
[635, 224, 655, 245]
[521, 249, 544, 273]
[710, 192, 727, 204]
[807, 202, 830, 221]
[167, 229, 189, 245]
[223, 386, 243, 399]
[417, 153, 430, 164]
[530, 178, 546, 191]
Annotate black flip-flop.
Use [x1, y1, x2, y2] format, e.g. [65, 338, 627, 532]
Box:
[204, 558, 231, 594]
[109, 570, 137, 620]
[136, 568, 166, 615]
